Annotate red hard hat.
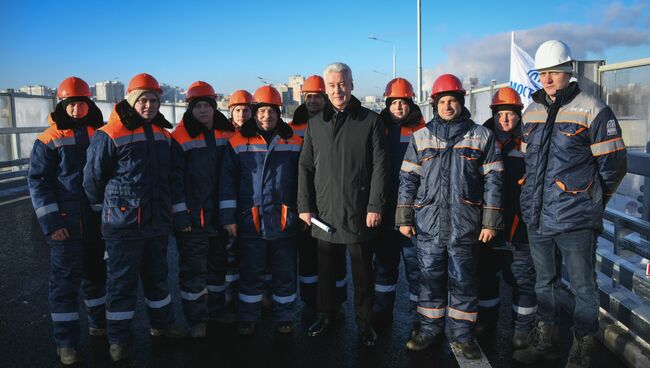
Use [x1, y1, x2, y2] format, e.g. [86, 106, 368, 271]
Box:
[384, 77, 415, 99]
[302, 75, 326, 94]
[490, 87, 524, 110]
[430, 74, 465, 99]
[57, 77, 91, 99]
[228, 90, 253, 108]
[127, 73, 162, 94]
[186, 81, 217, 102]
[253, 85, 282, 106]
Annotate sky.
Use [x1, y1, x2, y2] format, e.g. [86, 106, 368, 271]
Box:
[1, 0, 649, 97]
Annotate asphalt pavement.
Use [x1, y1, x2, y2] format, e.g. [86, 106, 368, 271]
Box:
[0, 198, 626, 367]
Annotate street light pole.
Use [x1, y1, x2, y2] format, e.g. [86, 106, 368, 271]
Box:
[417, 0, 422, 103]
[392, 44, 396, 79]
[369, 36, 396, 78]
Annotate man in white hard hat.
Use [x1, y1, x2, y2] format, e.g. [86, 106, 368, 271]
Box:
[513, 40, 627, 368]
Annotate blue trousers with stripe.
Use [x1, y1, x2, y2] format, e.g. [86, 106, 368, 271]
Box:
[373, 229, 420, 318]
[49, 238, 106, 348]
[417, 239, 479, 343]
[477, 242, 537, 331]
[298, 229, 347, 307]
[238, 237, 297, 322]
[225, 234, 240, 306]
[105, 236, 175, 344]
[176, 235, 227, 325]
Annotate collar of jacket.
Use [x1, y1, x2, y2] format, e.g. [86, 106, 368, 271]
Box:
[531, 81, 581, 108]
[379, 102, 423, 128]
[182, 108, 233, 138]
[50, 99, 104, 130]
[323, 95, 362, 121]
[115, 100, 172, 131]
[291, 103, 309, 126]
[240, 117, 293, 139]
[432, 106, 472, 124]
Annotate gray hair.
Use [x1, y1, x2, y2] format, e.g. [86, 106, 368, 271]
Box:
[323, 62, 353, 82]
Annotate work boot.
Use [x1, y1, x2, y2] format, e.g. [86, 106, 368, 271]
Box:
[307, 313, 332, 337]
[360, 326, 378, 347]
[89, 327, 106, 337]
[277, 321, 293, 334]
[512, 321, 560, 364]
[150, 323, 189, 338]
[406, 332, 436, 351]
[512, 328, 531, 349]
[57, 347, 82, 365]
[456, 339, 482, 360]
[237, 321, 256, 335]
[565, 332, 595, 368]
[109, 344, 128, 362]
[190, 323, 207, 338]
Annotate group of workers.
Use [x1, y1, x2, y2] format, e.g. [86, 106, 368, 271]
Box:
[28, 39, 626, 367]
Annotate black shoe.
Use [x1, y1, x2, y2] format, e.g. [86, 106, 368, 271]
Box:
[360, 326, 377, 347]
[457, 339, 482, 360]
[237, 321, 255, 335]
[307, 314, 331, 337]
[277, 322, 293, 334]
[406, 332, 436, 351]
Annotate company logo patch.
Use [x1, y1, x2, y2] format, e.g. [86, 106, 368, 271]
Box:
[606, 120, 617, 136]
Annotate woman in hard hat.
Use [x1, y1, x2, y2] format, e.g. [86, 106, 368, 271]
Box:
[374, 77, 425, 336]
[28, 76, 106, 365]
[477, 87, 537, 353]
[223, 89, 254, 311]
[219, 85, 302, 335]
[170, 81, 235, 337]
[228, 90, 253, 130]
[84, 73, 187, 362]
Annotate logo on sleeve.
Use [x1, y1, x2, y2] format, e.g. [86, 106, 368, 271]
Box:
[606, 120, 618, 136]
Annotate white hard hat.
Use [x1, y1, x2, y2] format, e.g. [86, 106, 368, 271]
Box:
[534, 40, 573, 72]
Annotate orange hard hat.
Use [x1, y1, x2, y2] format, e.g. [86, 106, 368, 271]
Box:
[127, 73, 162, 94]
[253, 85, 282, 106]
[490, 87, 523, 110]
[430, 74, 465, 99]
[186, 81, 217, 102]
[228, 90, 253, 108]
[57, 77, 91, 99]
[302, 75, 326, 94]
[384, 77, 415, 99]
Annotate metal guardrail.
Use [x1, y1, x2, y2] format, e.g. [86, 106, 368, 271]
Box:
[0, 158, 29, 169]
[603, 208, 650, 259]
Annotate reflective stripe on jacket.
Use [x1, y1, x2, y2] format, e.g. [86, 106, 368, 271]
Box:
[396, 108, 503, 244]
[520, 82, 626, 235]
[83, 100, 173, 240]
[219, 119, 302, 240]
